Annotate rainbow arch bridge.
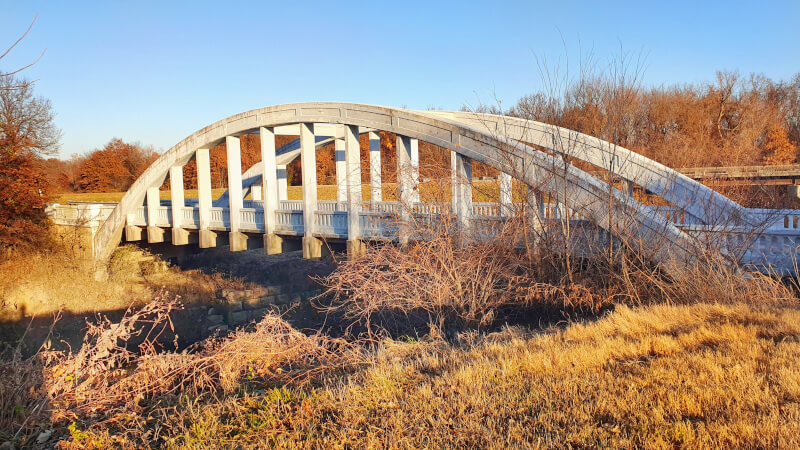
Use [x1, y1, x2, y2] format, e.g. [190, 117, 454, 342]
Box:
[46, 103, 800, 274]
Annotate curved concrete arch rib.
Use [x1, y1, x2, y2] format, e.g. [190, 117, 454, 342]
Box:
[423, 111, 750, 226]
[94, 102, 697, 263]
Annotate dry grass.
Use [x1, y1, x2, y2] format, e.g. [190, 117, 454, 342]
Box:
[5, 190, 800, 447]
[141, 302, 798, 448]
[1, 298, 367, 447]
[0, 245, 249, 321]
[1, 261, 798, 447]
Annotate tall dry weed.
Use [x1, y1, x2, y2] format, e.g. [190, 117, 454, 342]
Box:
[35, 296, 366, 443]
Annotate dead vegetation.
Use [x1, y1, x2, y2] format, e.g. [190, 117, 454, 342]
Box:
[1, 224, 798, 447]
[0, 244, 250, 322]
[2, 296, 367, 447]
[49, 301, 794, 449]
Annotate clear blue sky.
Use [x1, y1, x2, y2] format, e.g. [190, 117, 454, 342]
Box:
[2, 0, 798, 158]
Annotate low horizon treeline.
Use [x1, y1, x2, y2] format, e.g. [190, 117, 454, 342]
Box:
[39, 70, 800, 196]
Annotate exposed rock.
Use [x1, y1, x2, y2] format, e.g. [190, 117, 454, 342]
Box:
[36, 429, 53, 444]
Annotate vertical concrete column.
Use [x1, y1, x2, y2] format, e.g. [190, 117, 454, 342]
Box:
[500, 172, 513, 217]
[251, 184, 263, 201]
[369, 131, 382, 202]
[345, 124, 365, 257]
[409, 138, 420, 203]
[527, 186, 544, 232]
[621, 179, 634, 197]
[260, 126, 282, 254]
[196, 147, 216, 248]
[169, 165, 189, 245]
[226, 135, 247, 251]
[277, 164, 288, 201]
[335, 127, 347, 202]
[125, 212, 142, 241]
[146, 186, 165, 243]
[451, 151, 473, 232]
[396, 135, 419, 245]
[300, 123, 322, 259]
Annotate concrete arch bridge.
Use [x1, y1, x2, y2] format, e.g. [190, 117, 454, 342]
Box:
[47, 103, 800, 275]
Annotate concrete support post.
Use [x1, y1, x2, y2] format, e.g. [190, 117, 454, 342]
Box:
[500, 172, 513, 218]
[196, 147, 217, 248]
[369, 131, 382, 202]
[146, 186, 164, 243]
[789, 185, 800, 200]
[125, 213, 142, 241]
[169, 166, 189, 245]
[335, 128, 347, 202]
[451, 151, 473, 233]
[277, 165, 288, 201]
[527, 186, 544, 232]
[260, 126, 283, 254]
[300, 123, 322, 259]
[345, 124, 366, 257]
[226, 136, 247, 251]
[251, 184, 263, 201]
[410, 138, 420, 203]
[621, 179, 634, 197]
[396, 135, 419, 245]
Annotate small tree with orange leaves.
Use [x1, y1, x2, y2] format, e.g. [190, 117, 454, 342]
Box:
[762, 124, 796, 165]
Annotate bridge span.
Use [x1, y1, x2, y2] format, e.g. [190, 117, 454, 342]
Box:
[45, 103, 800, 275]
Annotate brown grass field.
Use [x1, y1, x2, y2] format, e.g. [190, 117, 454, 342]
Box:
[164, 303, 800, 448]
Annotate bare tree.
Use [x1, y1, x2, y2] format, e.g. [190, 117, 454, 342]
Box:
[0, 14, 46, 91]
[0, 74, 61, 158]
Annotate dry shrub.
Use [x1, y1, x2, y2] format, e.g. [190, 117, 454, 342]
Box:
[40, 296, 366, 442]
[0, 349, 50, 443]
[321, 211, 799, 332]
[321, 220, 615, 330]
